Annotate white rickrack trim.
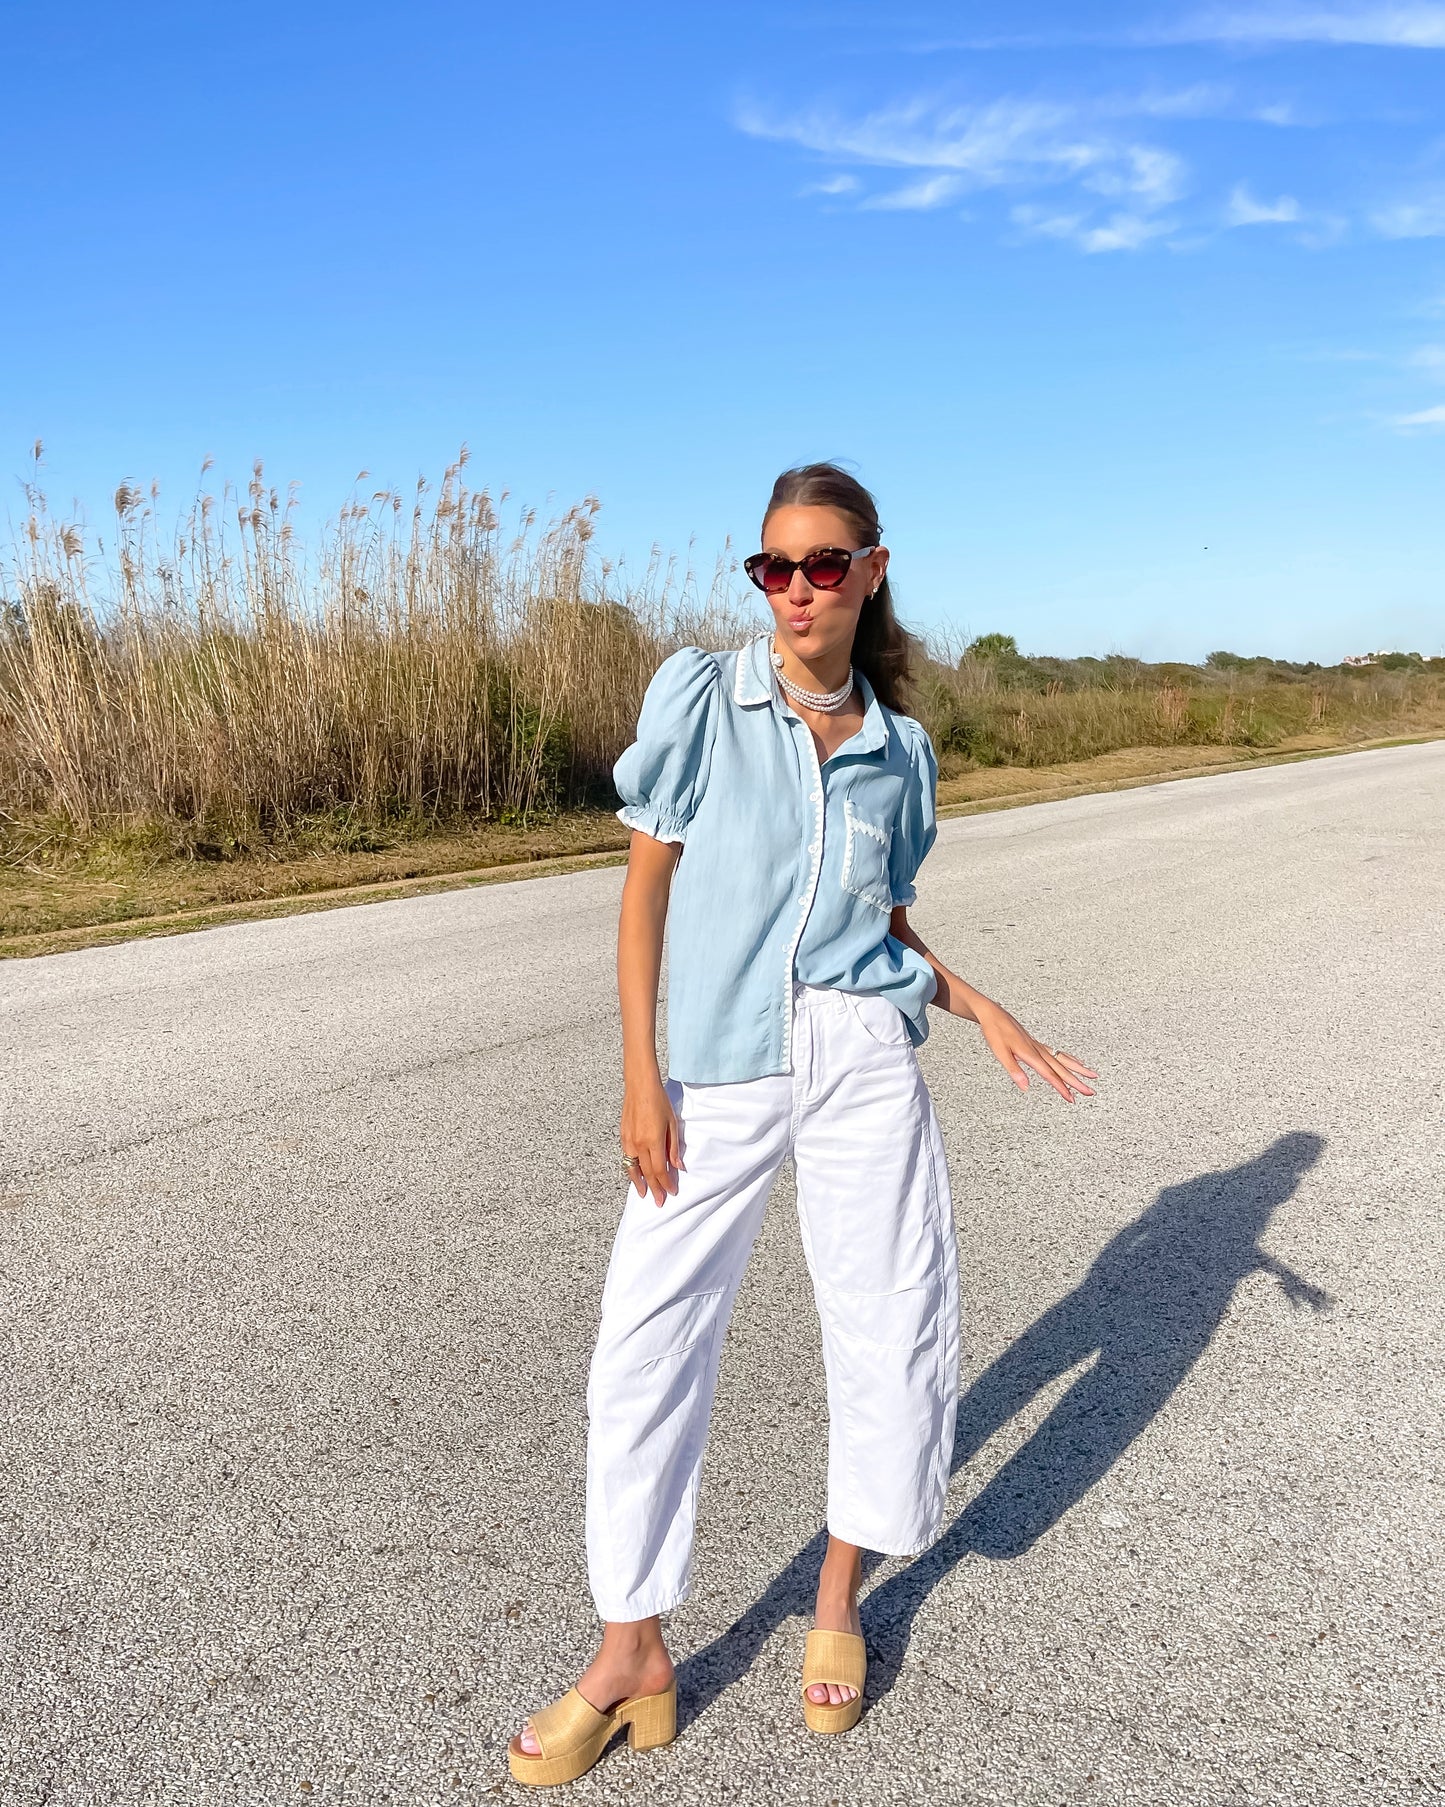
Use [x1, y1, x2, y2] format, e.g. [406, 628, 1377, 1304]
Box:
[846, 804, 889, 846]
[840, 797, 893, 913]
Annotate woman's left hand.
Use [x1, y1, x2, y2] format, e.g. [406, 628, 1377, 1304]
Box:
[973, 1000, 1097, 1102]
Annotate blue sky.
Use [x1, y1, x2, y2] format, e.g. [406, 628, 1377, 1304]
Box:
[2, 1, 1443, 661]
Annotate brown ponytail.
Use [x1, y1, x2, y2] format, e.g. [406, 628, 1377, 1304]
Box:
[761, 462, 915, 713]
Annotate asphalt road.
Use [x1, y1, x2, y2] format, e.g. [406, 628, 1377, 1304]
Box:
[2, 744, 1441, 1807]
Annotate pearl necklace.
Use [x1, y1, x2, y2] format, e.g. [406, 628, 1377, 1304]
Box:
[769, 638, 856, 713]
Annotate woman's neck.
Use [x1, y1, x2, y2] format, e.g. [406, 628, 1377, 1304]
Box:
[774, 637, 853, 694]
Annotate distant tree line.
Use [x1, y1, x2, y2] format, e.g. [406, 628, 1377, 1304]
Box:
[946, 633, 1445, 693]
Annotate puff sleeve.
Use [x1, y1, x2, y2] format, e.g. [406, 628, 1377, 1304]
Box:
[888, 723, 939, 908]
[613, 646, 722, 845]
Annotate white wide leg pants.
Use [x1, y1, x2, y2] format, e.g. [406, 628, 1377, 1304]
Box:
[585, 983, 960, 1622]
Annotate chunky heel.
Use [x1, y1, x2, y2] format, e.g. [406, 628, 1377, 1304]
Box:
[621, 1680, 677, 1751]
[509, 1681, 677, 1787]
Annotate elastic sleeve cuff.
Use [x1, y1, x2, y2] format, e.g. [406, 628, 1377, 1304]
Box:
[891, 882, 918, 908]
[616, 804, 689, 845]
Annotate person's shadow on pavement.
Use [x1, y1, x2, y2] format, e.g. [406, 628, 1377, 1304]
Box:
[675, 1130, 1331, 1726]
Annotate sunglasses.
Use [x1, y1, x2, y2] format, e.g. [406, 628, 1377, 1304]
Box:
[743, 545, 877, 596]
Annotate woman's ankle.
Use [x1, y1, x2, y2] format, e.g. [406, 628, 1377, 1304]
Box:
[818, 1538, 862, 1599]
[600, 1616, 667, 1655]
[590, 1619, 674, 1691]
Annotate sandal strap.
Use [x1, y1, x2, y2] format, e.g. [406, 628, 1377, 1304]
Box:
[528, 1687, 610, 1758]
[801, 1629, 867, 1696]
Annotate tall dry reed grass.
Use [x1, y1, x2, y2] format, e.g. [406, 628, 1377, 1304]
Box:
[2, 448, 1440, 864]
[0, 449, 753, 855]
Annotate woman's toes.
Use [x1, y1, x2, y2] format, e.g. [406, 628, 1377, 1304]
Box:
[518, 1725, 541, 1756]
[806, 1682, 858, 1707]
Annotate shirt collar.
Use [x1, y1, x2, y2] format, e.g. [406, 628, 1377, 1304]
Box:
[733, 634, 890, 754]
[734, 634, 775, 706]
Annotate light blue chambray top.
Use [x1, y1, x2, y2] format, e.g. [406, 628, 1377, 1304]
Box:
[614, 633, 940, 1085]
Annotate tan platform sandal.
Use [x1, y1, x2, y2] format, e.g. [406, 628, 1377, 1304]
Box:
[801, 1628, 866, 1735]
[507, 1680, 676, 1788]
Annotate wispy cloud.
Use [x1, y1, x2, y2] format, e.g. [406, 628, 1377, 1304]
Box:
[737, 96, 1101, 184]
[735, 94, 1191, 250]
[917, 7, 1445, 50]
[863, 173, 965, 211]
[1388, 339, 1445, 426]
[800, 174, 860, 198]
[1297, 212, 1351, 246]
[1162, 6, 1445, 48]
[1372, 192, 1445, 235]
[1110, 82, 1235, 118]
[738, 33, 1439, 257]
[1013, 205, 1177, 253]
[1085, 145, 1188, 206]
[1225, 183, 1304, 224]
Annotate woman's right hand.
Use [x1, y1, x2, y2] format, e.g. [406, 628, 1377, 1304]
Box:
[621, 1075, 684, 1206]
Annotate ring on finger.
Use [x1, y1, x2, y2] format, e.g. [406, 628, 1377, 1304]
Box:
[621, 1154, 642, 1170]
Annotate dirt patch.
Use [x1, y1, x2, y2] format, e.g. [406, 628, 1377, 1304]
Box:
[936, 743, 1257, 809]
[0, 815, 632, 944]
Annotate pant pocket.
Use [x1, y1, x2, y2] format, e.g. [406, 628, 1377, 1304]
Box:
[844, 990, 910, 1048]
[633, 1288, 724, 1367]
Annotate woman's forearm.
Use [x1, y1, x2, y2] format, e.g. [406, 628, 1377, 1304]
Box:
[618, 836, 681, 1083]
[618, 885, 666, 1080]
[888, 908, 984, 1022]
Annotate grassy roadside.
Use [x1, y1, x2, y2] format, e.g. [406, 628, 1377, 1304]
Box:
[3, 729, 1435, 961]
[7, 457, 1444, 964]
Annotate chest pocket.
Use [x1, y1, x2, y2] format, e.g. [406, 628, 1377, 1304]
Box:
[841, 798, 893, 913]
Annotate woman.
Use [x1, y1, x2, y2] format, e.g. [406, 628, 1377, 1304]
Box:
[508, 463, 1095, 1787]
